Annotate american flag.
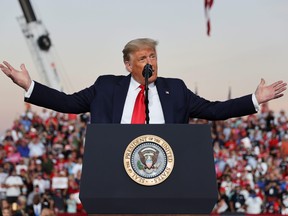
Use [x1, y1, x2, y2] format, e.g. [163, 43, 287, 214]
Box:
[204, 0, 214, 36]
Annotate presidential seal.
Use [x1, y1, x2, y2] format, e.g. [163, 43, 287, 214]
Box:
[123, 135, 174, 186]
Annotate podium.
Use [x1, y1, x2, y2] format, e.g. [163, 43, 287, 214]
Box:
[80, 124, 217, 215]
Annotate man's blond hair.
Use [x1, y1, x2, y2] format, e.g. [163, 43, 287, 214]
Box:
[122, 38, 158, 62]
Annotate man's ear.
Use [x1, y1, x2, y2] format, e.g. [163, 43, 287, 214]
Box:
[124, 61, 132, 73]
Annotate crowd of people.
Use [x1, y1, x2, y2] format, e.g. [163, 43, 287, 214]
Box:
[0, 103, 288, 215]
[0, 104, 88, 216]
[209, 105, 288, 215]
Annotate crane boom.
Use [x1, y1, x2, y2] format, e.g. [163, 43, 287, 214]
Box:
[18, 0, 63, 91]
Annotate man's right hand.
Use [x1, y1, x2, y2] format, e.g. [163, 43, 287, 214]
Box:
[0, 61, 32, 91]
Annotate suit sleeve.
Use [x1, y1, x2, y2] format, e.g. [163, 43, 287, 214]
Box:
[188, 91, 257, 120]
[24, 80, 97, 114]
[173, 79, 257, 120]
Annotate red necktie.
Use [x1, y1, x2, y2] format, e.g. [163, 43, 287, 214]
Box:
[131, 85, 145, 124]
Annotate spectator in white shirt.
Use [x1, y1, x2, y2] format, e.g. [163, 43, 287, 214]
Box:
[71, 157, 82, 178]
[33, 172, 46, 194]
[0, 166, 8, 199]
[15, 157, 28, 175]
[4, 169, 24, 204]
[28, 135, 46, 158]
[245, 190, 263, 214]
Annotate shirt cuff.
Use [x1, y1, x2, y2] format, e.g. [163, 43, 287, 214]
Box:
[24, 81, 35, 98]
[252, 93, 260, 112]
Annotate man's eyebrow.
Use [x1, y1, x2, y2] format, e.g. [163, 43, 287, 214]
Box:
[138, 55, 147, 60]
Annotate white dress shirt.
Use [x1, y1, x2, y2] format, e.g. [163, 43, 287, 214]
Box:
[121, 77, 165, 124]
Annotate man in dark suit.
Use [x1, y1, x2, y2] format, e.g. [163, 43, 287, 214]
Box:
[0, 38, 287, 123]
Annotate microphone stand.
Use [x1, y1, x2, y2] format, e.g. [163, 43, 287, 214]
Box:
[144, 70, 150, 124]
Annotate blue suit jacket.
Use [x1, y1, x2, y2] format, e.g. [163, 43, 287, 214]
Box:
[25, 75, 256, 123]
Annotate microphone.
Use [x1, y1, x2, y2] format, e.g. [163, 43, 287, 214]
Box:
[142, 63, 153, 124]
[142, 64, 153, 78]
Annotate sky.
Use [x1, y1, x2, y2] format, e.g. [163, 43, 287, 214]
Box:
[0, 0, 287, 134]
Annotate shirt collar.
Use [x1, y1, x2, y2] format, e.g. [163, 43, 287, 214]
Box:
[130, 76, 155, 90]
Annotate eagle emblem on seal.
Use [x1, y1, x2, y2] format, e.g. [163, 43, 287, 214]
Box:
[137, 147, 161, 174]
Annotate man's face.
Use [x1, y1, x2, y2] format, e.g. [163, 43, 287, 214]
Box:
[125, 47, 158, 85]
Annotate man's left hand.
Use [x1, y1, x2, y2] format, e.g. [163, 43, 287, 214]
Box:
[255, 78, 287, 104]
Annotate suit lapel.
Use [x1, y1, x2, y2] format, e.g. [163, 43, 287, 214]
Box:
[156, 78, 174, 123]
[112, 75, 131, 123]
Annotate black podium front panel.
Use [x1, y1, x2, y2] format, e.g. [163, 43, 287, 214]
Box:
[80, 124, 217, 214]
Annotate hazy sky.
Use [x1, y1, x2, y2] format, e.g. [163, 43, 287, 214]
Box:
[0, 0, 287, 134]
